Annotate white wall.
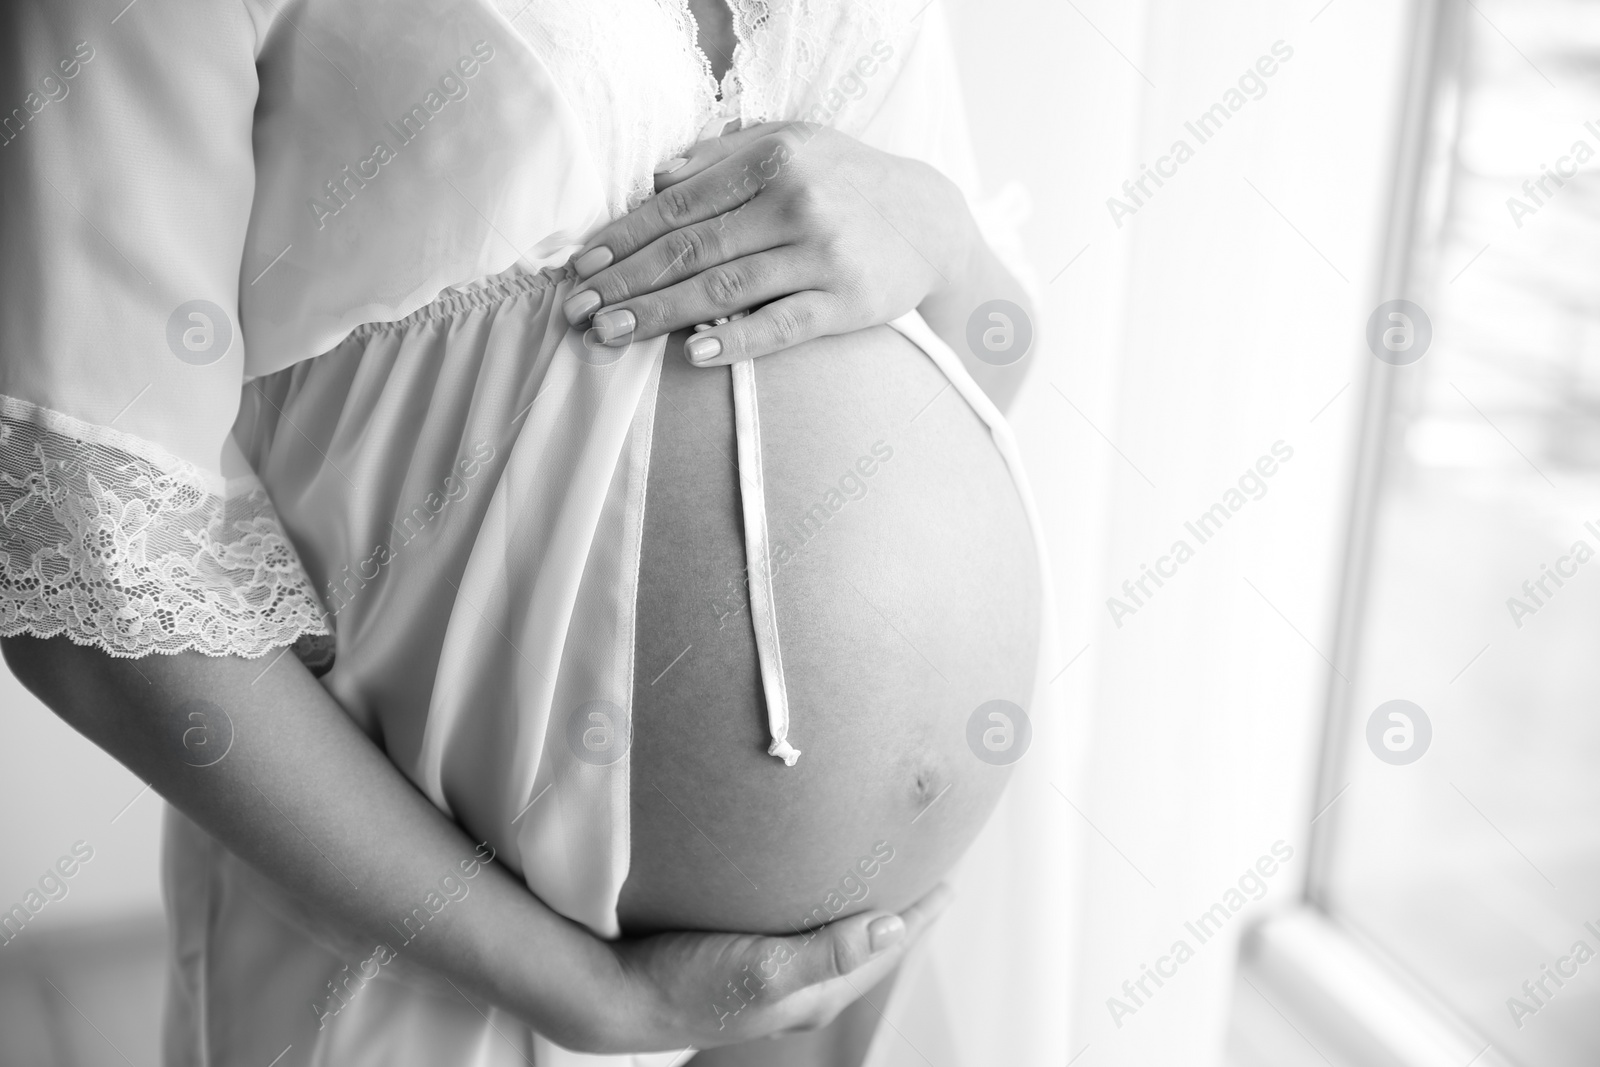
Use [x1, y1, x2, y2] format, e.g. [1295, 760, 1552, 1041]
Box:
[949, 0, 1424, 1062]
[0, 663, 164, 933]
[1031, 1, 1414, 1064]
[945, 2, 1150, 1059]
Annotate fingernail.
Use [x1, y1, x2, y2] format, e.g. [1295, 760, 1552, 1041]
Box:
[868, 915, 905, 954]
[592, 308, 635, 345]
[655, 156, 689, 175]
[574, 246, 613, 278]
[562, 289, 601, 326]
[686, 335, 722, 363]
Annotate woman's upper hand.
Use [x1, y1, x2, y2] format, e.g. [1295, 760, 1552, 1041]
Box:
[588, 884, 952, 1053]
[560, 123, 978, 367]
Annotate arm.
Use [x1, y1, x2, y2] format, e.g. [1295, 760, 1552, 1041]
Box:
[2, 635, 944, 1052]
[3, 634, 616, 1047]
[912, 172, 1036, 414]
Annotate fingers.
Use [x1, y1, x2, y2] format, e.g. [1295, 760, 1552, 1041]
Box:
[571, 170, 756, 285]
[680, 292, 843, 366]
[569, 127, 814, 288]
[632, 886, 952, 1049]
[652, 122, 799, 191]
[762, 885, 953, 1033]
[563, 205, 792, 330]
[582, 252, 816, 348]
[764, 884, 953, 999]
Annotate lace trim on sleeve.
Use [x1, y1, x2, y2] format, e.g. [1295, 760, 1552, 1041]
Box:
[0, 395, 330, 659]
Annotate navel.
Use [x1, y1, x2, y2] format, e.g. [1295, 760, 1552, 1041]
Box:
[909, 761, 951, 818]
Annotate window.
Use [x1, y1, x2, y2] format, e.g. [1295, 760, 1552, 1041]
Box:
[1230, 1, 1600, 1064]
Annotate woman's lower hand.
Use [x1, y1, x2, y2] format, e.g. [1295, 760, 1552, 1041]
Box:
[586, 883, 952, 1053]
[560, 123, 978, 368]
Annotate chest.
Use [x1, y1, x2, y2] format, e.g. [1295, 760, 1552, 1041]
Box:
[686, 0, 737, 85]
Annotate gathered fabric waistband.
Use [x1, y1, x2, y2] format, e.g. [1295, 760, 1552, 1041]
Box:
[345, 262, 576, 341]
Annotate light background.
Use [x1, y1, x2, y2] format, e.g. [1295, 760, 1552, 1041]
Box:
[948, 0, 1412, 1062]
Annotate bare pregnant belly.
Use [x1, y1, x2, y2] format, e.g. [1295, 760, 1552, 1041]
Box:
[617, 325, 1039, 936]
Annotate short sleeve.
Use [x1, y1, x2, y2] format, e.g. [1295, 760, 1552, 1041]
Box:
[0, 2, 328, 657]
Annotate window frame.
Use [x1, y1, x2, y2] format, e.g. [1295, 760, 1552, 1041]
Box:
[1239, 2, 1523, 1063]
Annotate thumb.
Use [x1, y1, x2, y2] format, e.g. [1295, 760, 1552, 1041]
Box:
[766, 884, 954, 997]
[652, 121, 796, 190]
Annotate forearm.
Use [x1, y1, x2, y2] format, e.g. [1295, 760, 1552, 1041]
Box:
[1, 635, 618, 1049]
[915, 172, 1035, 415]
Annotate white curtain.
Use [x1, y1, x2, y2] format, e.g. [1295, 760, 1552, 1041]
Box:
[949, 0, 1420, 1063]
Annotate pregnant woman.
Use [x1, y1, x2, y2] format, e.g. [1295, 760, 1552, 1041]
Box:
[0, 1, 1062, 1064]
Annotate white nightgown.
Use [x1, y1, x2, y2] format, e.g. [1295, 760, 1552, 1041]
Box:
[0, 2, 1068, 1065]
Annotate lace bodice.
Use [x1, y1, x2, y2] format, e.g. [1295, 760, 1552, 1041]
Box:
[497, 0, 912, 215]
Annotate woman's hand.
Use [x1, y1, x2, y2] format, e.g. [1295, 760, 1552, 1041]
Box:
[560, 123, 980, 367]
[591, 885, 951, 1053]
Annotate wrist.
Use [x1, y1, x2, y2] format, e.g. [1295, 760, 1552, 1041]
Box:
[914, 160, 982, 305]
[488, 910, 631, 1052]
[577, 936, 654, 1053]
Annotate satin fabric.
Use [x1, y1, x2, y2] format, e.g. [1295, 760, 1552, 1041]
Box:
[177, 266, 681, 1066]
